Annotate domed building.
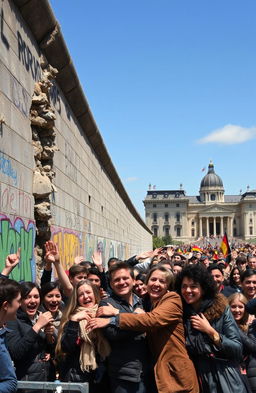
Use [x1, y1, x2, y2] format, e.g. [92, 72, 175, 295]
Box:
[144, 162, 256, 241]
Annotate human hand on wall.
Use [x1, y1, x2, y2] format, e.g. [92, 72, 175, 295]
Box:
[1, 248, 21, 276]
[45, 241, 60, 265]
[74, 256, 85, 265]
[92, 251, 103, 272]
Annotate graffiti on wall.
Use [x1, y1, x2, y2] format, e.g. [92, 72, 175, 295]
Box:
[17, 30, 41, 81]
[0, 184, 33, 218]
[49, 83, 71, 121]
[1, 8, 9, 50]
[0, 152, 17, 185]
[51, 226, 130, 271]
[0, 215, 36, 282]
[51, 226, 83, 271]
[10, 75, 30, 116]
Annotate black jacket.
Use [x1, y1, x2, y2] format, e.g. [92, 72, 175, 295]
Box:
[183, 294, 247, 393]
[239, 321, 256, 393]
[100, 293, 151, 383]
[58, 320, 93, 383]
[6, 309, 55, 381]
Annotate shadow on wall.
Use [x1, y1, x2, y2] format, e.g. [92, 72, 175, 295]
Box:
[0, 214, 36, 281]
[51, 226, 130, 271]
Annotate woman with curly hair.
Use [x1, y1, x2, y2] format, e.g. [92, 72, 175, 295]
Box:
[175, 264, 249, 393]
[55, 280, 110, 392]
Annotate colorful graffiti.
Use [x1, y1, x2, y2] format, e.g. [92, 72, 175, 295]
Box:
[52, 226, 130, 270]
[0, 215, 36, 282]
[51, 227, 83, 270]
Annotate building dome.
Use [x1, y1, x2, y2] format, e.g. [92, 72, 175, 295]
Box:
[200, 162, 223, 188]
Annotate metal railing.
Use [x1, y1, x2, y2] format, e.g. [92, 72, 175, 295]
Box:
[17, 381, 89, 393]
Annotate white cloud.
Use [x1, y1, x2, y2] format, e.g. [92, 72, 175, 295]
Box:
[125, 177, 139, 183]
[197, 124, 256, 145]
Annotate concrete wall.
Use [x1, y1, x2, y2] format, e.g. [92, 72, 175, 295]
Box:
[0, 0, 152, 280]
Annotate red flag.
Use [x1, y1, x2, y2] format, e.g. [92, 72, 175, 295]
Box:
[220, 232, 231, 263]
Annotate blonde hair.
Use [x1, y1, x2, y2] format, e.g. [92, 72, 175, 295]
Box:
[146, 266, 175, 291]
[55, 280, 100, 360]
[228, 292, 249, 332]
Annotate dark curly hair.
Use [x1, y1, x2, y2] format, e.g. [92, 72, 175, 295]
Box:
[175, 264, 217, 300]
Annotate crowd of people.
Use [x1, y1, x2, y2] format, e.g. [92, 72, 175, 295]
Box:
[1, 240, 256, 393]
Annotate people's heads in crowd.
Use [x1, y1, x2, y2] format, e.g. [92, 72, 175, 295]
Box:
[241, 269, 256, 300]
[0, 278, 21, 324]
[199, 255, 210, 268]
[187, 256, 198, 265]
[231, 249, 238, 260]
[79, 260, 93, 269]
[207, 264, 225, 292]
[229, 267, 242, 288]
[172, 262, 183, 275]
[145, 266, 174, 303]
[76, 279, 100, 308]
[172, 253, 182, 263]
[236, 256, 247, 272]
[68, 264, 88, 286]
[149, 257, 159, 269]
[228, 292, 249, 331]
[175, 264, 217, 309]
[158, 260, 173, 271]
[41, 281, 62, 314]
[194, 251, 202, 260]
[19, 281, 41, 319]
[218, 252, 224, 260]
[107, 257, 121, 270]
[87, 267, 101, 288]
[108, 261, 135, 298]
[247, 255, 256, 270]
[133, 273, 147, 298]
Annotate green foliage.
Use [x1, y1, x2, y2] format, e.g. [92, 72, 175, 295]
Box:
[162, 235, 172, 245]
[152, 234, 184, 249]
[152, 236, 165, 249]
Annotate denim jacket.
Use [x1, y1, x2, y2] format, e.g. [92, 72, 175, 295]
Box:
[0, 327, 17, 393]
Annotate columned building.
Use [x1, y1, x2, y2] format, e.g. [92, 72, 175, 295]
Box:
[144, 162, 256, 242]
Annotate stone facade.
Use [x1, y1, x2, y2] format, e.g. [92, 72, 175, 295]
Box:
[0, 0, 151, 281]
[144, 162, 256, 242]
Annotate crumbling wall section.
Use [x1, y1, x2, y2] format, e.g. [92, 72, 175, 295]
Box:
[31, 62, 58, 267]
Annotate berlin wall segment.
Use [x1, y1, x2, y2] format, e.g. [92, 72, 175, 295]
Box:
[0, 0, 152, 281]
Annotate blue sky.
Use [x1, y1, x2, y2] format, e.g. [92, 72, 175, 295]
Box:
[49, 0, 256, 218]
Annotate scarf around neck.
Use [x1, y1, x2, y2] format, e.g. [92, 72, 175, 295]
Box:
[72, 305, 111, 372]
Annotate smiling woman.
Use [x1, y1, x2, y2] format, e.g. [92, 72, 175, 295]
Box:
[6, 282, 56, 385]
[175, 265, 249, 393]
[40, 281, 63, 337]
[55, 280, 110, 392]
[88, 266, 200, 393]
